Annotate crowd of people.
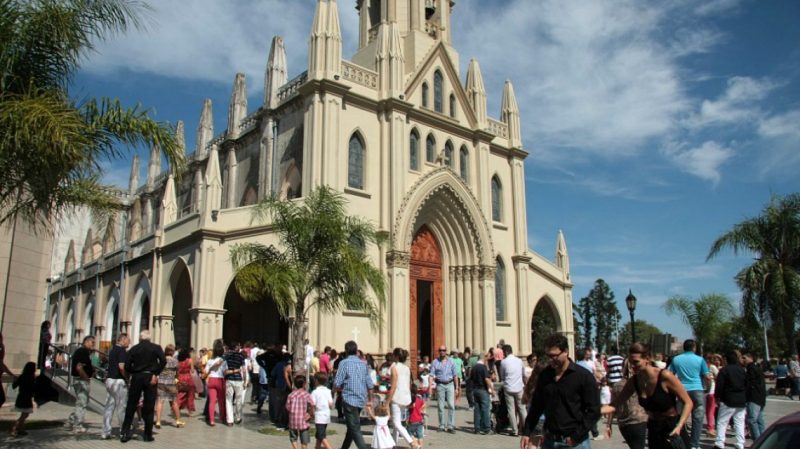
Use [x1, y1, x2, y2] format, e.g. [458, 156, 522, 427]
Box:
[2, 325, 799, 449]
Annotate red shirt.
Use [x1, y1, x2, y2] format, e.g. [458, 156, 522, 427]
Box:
[409, 395, 425, 424]
[319, 353, 330, 373]
[286, 389, 314, 430]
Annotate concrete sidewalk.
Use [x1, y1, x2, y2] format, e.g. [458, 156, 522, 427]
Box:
[1, 384, 798, 448]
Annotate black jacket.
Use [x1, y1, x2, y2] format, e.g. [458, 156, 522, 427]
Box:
[715, 364, 747, 408]
[745, 363, 766, 407]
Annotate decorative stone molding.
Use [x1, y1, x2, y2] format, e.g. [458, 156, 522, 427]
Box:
[342, 61, 378, 89]
[479, 265, 496, 281]
[386, 250, 410, 268]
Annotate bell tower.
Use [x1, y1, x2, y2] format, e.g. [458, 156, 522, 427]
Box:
[352, 0, 458, 75]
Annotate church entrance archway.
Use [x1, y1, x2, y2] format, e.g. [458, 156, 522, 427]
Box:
[409, 226, 444, 371]
[531, 296, 561, 356]
[169, 263, 193, 348]
[223, 278, 288, 347]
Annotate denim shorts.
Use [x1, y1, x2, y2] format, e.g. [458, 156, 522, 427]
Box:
[315, 424, 328, 440]
[289, 429, 310, 444]
[408, 422, 424, 439]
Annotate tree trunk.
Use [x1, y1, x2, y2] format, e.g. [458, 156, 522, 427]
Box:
[292, 309, 307, 377]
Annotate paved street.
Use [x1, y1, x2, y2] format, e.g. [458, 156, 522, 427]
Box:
[1, 385, 799, 448]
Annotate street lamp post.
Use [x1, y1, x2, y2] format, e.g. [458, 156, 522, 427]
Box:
[626, 289, 637, 344]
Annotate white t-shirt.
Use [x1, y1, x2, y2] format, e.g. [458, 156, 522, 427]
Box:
[576, 359, 595, 374]
[250, 346, 260, 374]
[311, 386, 333, 424]
[420, 373, 430, 389]
[205, 357, 228, 379]
[600, 385, 611, 405]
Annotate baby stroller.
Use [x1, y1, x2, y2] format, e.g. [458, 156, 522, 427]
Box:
[491, 383, 510, 434]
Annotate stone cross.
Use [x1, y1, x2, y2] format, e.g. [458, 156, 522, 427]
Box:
[351, 326, 361, 343]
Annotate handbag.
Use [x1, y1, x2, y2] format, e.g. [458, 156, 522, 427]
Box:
[192, 372, 204, 392]
[667, 434, 688, 449]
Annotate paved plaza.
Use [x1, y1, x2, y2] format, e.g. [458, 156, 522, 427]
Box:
[1, 384, 799, 449]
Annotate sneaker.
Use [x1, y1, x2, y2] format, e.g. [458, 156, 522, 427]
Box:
[74, 425, 88, 434]
[592, 435, 605, 441]
[100, 434, 113, 440]
[447, 428, 456, 433]
[437, 427, 445, 432]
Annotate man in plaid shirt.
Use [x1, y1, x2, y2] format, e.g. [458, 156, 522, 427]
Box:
[334, 340, 374, 449]
[286, 375, 314, 449]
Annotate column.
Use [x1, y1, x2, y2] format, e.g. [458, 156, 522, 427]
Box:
[448, 267, 456, 348]
[464, 267, 473, 351]
[386, 251, 411, 350]
[470, 266, 481, 351]
[513, 255, 532, 355]
[479, 265, 495, 350]
[455, 267, 464, 350]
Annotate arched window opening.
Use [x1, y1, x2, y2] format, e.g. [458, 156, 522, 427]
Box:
[433, 71, 444, 113]
[348, 133, 365, 190]
[449, 94, 456, 118]
[410, 130, 420, 170]
[459, 146, 469, 181]
[491, 175, 502, 222]
[444, 141, 454, 169]
[495, 257, 506, 321]
[422, 83, 429, 108]
[426, 134, 436, 163]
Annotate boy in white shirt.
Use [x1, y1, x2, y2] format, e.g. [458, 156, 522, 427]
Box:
[310, 373, 334, 449]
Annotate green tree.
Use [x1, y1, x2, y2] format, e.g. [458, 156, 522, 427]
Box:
[0, 0, 184, 225]
[531, 300, 559, 355]
[577, 295, 593, 350]
[618, 319, 664, 350]
[577, 279, 621, 353]
[663, 293, 736, 353]
[707, 193, 800, 353]
[229, 186, 386, 374]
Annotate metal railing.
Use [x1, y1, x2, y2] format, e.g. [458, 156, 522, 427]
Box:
[45, 343, 110, 412]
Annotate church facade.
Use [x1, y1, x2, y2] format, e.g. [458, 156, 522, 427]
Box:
[46, 0, 575, 360]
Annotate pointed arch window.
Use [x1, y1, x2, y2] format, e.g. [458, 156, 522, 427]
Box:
[426, 134, 436, 163]
[410, 130, 420, 170]
[433, 70, 444, 113]
[449, 94, 456, 118]
[459, 146, 469, 181]
[491, 175, 502, 222]
[422, 82, 429, 108]
[495, 257, 506, 321]
[348, 133, 365, 190]
[444, 141, 454, 169]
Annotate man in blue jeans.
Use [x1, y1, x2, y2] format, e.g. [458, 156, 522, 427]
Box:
[333, 340, 374, 449]
[669, 339, 709, 449]
[742, 352, 766, 440]
[468, 353, 495, 434]
[431, 344, 460, 432]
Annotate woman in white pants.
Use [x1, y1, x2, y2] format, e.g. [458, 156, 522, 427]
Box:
[387, 348, 421, 449]
[714, 350, 747, 449]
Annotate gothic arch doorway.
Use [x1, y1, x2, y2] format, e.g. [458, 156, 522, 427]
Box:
[531, 296, 561, 355]
[169, 262, 193, 348]
[223, 277, 288, 347]
[409, 226, 444, 371]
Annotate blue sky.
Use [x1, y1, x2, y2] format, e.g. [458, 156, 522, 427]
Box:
[72, 0, 800, 340]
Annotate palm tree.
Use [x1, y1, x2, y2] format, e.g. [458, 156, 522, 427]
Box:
[707, 193, 800, 352]
[0, 0, 184, 226]
[663, 293, 735, 353]
[229, 186, 387, 374]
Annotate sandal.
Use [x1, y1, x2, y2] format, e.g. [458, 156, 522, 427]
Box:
[155, 421, 161, 429]
[175, 420, 186, 428]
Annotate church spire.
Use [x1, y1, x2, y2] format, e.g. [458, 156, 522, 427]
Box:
[195, 98, 213, 159]
[146, 143, 161, 189]
[501, 80, 522, 148]
[465, 58, 487, 128]
[227, 73, 247, 139]
[175, 120, 186, 156]
[264, 36, 288, 109]
[308, 0, 342, 80]
[161, 170, 177, 227]
[128, 154, 140, 195]
[376, 20, 404, 99]
[202, 144, 222, 223]
[556, 230, 570, 278]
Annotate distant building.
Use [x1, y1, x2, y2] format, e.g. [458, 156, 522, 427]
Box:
[43, 0, 575, 363]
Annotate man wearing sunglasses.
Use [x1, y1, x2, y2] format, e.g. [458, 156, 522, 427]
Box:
[431, 345, 460, 433]
[520, 334, 600, 449]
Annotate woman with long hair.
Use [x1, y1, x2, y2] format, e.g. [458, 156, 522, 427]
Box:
[10, 361, 36, 437]
[205, 339, 227, 426]
[386, 348, 420, 449]
[607, 359, 648, 449]
[176, 348, 196, 415]
[155, 344, 184, 428]
[705, 353, 721, 436]
[608, 343, 693, 449]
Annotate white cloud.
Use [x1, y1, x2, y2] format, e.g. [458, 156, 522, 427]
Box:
[662, 140, 733, 184]
[758, 109, 800, 140]
[685, 76, 775, 129]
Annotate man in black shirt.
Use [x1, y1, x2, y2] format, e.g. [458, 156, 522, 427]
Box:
[120, 330, 165, 443]
[101, 333, 129, 439]
[742, 352, 767, 440]
[67, 335, 95, 433]
[469, 352, 495, 434]
[223, 341, 247, 426]
[521, 334, 599, 449]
